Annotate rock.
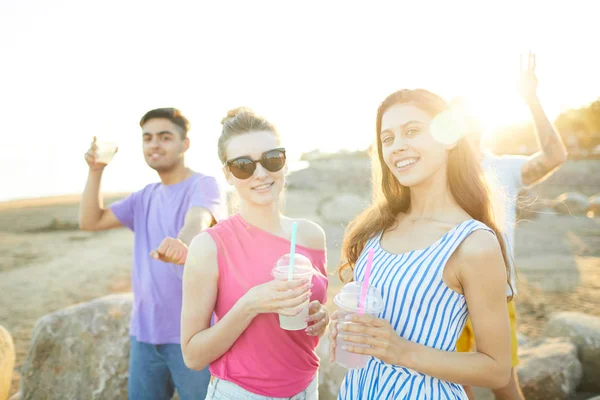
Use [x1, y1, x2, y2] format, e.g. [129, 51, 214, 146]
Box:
[20, 294, 132, 400]
[287, 158, 371, 194]
[318, 194, 368, 225]
[316, 336, 346, 400]
[553, 192, 590, 215]
[573, 394, 600, 400]
[589, 194, 600, 216]
[0, 326, 15, 400]
[517, 332, 529, 347]
[516, 337, 582, 400]
[544, 312, 600, 392]
[539, 206, 558, 216]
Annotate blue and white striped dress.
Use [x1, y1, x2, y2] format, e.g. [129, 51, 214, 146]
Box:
[338, 219, 492, 400]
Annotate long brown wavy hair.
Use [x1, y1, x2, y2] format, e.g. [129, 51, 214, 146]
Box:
[338, 89, 513, 297]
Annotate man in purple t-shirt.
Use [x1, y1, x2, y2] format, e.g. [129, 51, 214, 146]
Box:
[79, 108, 226, 400]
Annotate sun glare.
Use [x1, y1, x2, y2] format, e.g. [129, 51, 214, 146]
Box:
[450, 93, 533, 142]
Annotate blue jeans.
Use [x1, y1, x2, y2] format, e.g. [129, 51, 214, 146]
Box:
[129, 336, 210, 400]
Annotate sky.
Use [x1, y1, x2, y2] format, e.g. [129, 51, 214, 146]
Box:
[1, 0, 599, 201]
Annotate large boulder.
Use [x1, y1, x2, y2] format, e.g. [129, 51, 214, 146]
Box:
[287, 158, 371, 194]
[318, 194, 368, 225]
[0, 325, 15, 400]
[553, 192, 590, 215]
[516, 332, 529, 347]
[588, 194, 600, 216]
[20, 294, 132, 400]
[516, 337, 582, 400]
[544, 312, 600, 392]
[316, 336, 345, 400]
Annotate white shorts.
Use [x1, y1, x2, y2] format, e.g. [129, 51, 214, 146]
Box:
[205, 374, 319, 400]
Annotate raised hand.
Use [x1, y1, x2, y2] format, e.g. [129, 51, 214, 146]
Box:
[518, 51, 538, 103]
[84, 136, 118, 170]
[151, 237, 188, 265]
[84, 136, 103, 171]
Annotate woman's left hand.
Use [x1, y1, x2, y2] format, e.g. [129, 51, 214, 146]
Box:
[338, 314, 413, 365]
[305, 300, 329, 337]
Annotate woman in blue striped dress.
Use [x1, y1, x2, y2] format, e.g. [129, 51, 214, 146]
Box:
[329, 89, 513, 399]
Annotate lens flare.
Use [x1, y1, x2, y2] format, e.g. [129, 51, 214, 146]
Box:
[430, 110, 467, 145]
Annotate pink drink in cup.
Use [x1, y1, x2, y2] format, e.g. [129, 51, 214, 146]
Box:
[271, 253, 314, 330]
[334, 281, 384, 369]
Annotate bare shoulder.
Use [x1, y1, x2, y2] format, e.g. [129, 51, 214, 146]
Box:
[458, 229, 501, 257]
[455, 229, 505, 276]
[187, 232, 218, 265]
[288, 218, 327, 251]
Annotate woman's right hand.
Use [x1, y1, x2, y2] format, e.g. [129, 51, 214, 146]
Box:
[242, 278, 312, 317]
[328, 310, 339, 362]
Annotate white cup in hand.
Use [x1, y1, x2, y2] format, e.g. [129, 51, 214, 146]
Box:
[95, 141, 118, 165]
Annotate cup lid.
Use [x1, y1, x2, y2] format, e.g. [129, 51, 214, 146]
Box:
[272, 253, 314, 279]
[334, 281, 384, 314]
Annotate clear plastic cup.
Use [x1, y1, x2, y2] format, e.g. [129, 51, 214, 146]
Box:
[271, 253, 314, 331]
[334, 281, 384, 369]
[95, 141, 117, 165]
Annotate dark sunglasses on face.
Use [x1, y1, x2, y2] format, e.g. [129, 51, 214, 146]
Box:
[225, 148, 287, 180]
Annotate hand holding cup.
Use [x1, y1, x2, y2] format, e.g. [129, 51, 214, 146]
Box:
[84, 136, 117, 170]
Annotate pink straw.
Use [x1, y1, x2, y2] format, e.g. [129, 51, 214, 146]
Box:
[358, 248, 374, 315]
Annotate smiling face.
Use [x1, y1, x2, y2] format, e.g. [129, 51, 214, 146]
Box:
[223, 130, 286, 207]
[379, 103, 452, 188]
[141, 118, 189, 172]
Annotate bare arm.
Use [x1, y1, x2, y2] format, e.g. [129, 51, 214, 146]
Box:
[181, 232, 312, 370]
[519, 52, 568, 187]
[149, 207, 215, 264]
[180, 232, 255, 370]
[339, 230, 511, 389]
[403, 230, 511, 388]
[79, 169, 123, 231]
[177, 206, 215, 246]
[79, 137, 122, 231]
[520, 98, 568, 186]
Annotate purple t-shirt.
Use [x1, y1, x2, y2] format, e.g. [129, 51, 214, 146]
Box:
[110, 173, 226, 344]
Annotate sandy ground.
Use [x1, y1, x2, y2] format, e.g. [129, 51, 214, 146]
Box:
[1, 191, 599, 398]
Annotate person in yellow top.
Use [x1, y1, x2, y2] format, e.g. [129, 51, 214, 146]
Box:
[454, 52, 568, 399]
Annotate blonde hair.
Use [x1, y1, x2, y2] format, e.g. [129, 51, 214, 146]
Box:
[218, 107, 280, 163]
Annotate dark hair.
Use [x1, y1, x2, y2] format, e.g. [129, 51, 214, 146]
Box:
[139, 108, 190, 139]
[218, 107, 280, 163]
[338, 89, 513, 298]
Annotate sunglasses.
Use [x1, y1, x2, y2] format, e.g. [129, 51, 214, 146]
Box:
[225, 148, 287, 180]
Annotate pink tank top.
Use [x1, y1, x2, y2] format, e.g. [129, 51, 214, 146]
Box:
[206, 214, 328, 397]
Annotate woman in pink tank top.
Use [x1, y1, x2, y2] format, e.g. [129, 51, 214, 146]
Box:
[180, 108, 329, 399]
